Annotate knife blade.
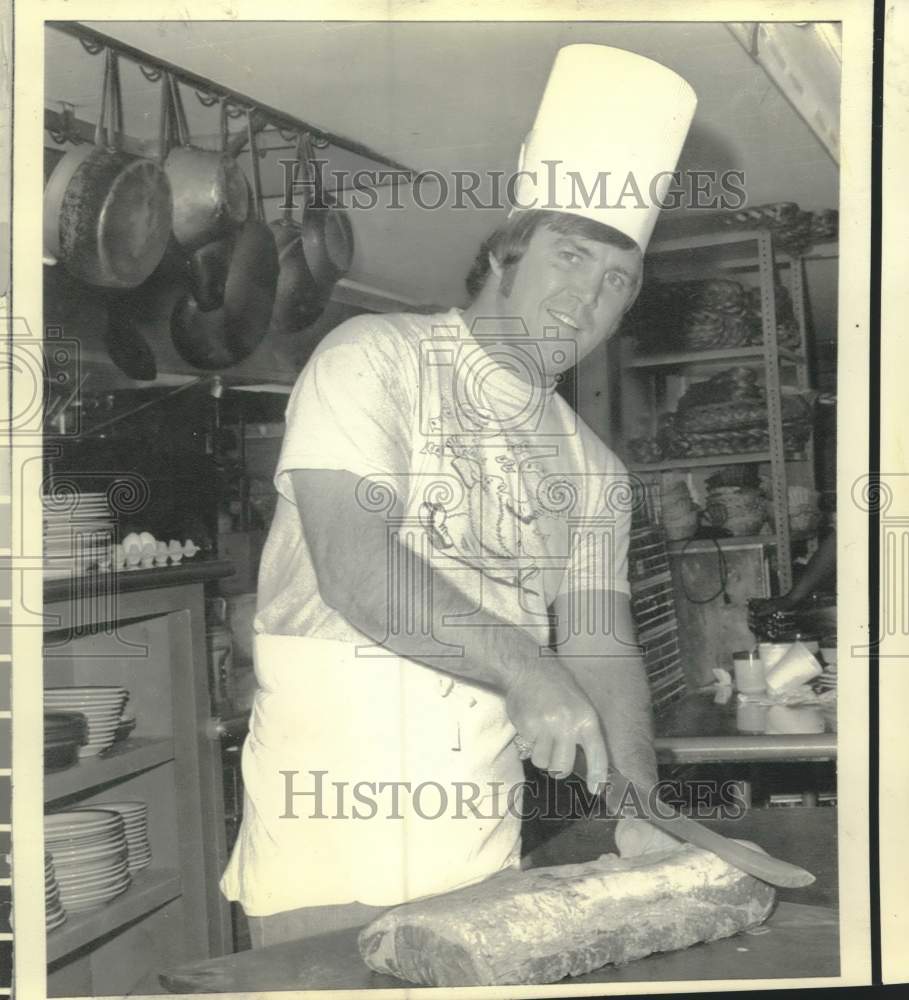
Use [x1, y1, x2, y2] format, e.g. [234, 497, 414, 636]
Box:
[598, 764, 816, 889]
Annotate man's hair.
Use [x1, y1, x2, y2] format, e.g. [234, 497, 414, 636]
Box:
[464, 210, 640, 300]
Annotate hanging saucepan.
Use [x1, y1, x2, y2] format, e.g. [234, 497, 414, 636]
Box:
[170, 109, 278, 370]
[43, 48, 172, 289]
[163, 74, 248, 252]
[269, 132, 325, 333]
[182, 100, 243, 312]
[298, 132, 354, 299]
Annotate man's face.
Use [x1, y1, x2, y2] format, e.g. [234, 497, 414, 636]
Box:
[490, 224, 642, 376]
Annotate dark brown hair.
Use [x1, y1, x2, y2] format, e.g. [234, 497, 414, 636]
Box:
[464, 210, 640, 300]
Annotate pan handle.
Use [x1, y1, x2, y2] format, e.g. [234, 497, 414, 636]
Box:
[168, 74, 191, 149]
[95, 49, 124, 152]
[158, 71, 175, 163]
[94, 48, 112, 148]
[246, 108, 265, 223]
[300, 131, 327, 211]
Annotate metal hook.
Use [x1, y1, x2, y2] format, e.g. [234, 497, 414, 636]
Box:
[137, 62, 163, 83]
[193, 88, 219, 108]
[77, 36, 104, 56]
[48, 102, 85, 145]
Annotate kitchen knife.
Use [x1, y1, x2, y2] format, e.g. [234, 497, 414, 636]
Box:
[597, 764, 816, 889]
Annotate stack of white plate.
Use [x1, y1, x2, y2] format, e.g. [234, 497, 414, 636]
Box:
[97, 801, 152, 873]
[46, 810, 131, 913]
[43, 491, 113, 579]
[44, 687, 130, 757]
[45, 853, 67, 932]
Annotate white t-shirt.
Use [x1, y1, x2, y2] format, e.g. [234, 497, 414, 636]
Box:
[257, 307, 631, 646]
[223, 308, 634, 913]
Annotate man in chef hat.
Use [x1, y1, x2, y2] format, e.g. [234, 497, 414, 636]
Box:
[222, 45, 697, 950]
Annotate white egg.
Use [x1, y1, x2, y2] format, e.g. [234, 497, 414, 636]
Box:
[139, 531, 156, 547]
[122, 532, 141, 551]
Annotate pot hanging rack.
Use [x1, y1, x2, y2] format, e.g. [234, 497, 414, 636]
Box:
[48, 20, 416, 180]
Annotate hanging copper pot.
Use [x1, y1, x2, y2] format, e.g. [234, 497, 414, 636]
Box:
[43, 48, 172, 289]
[298, 133, 354, 293]
[180, 99, 242, 312]
[163, 75, 248, 252]
[268, 133, 355, 334]
[171, 109, 278, 370]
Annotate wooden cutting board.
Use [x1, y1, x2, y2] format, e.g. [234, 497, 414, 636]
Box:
[160, 901, 838, 993]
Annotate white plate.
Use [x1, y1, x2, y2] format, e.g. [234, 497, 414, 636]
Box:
[57, 870, 130, 891]
[53, 700, 125, 708]
[78, 743, 116, 758]
[50, 828, 124, 844]
[50, 843, 126, 863]
[65, 893, 128, 912]
[62, 884, 131, 906]
[58, 869, 130, 891]
[44, 684, 126, 695]
[44, 692, 126, 701]
[98, 801, 147, 813]
[60, 875, 131, 898]
[44, 706, 125, 716]
[54, 856, 129, 877]
[43, 692, 125, 700]
[46, 810, 123, 832]
[46, 826, 124, 843]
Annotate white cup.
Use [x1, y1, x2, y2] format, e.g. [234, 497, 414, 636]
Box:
[765, 641, 823, 694]
[758, 642, 792, 674]
[765, 705, 825, 734]
[733, 650, 766, 694]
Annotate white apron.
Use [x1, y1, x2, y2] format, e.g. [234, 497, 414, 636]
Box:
[220, 634, 525, 915]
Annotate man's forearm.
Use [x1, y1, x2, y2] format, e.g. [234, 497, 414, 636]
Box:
[320, 532, 546, 694]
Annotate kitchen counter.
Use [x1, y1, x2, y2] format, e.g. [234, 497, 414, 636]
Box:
[43, 558, 235, 603]
[654, 689, 837, 764]
[161, 809, 839, 992]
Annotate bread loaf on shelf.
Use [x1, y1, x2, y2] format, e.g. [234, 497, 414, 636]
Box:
[358, 844, 776, 986]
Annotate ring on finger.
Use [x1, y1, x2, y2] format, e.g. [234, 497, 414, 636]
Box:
[513, 735, 535, 760]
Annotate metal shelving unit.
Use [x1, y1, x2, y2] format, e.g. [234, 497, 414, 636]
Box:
[622, 229, 817, 592]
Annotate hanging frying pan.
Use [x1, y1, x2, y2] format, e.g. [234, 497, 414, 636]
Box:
[102, 291, 158, 381]
[163, 74, 248, 252]
[170, 109, 278, 370]
[298, 132, 354, 294]
[269, 132, 354, 333]
[43, 48, 172, 289]
[269, 132, 324, 333]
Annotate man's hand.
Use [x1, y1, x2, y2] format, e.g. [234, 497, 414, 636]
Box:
[615, 817, 681, 857]
[505, 659, 610, 794]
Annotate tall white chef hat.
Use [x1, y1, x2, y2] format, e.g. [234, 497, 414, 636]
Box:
[512, 45, 697, 252]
